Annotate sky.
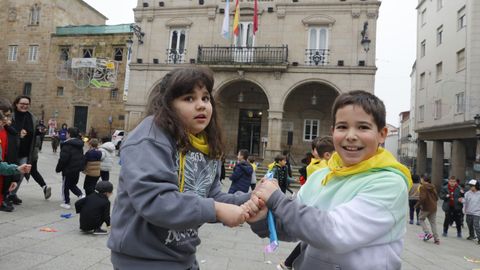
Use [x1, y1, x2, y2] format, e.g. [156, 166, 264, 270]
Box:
[83, 0, 417, 126]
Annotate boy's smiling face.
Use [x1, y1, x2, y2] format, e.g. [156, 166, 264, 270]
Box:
[332, 104, 387, 167]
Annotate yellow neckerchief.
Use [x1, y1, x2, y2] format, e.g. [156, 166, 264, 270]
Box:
[178, 133, 210, 192]
[267, 162, 275, 171]
[250, 162, 257, 172]
[307, 158, 326, 178]
[322, 147, 412, 190]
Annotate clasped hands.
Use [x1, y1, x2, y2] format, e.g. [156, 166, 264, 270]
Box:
[216, 178, 280, 227]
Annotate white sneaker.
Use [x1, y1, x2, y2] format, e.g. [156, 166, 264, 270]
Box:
[60, 203, 71, 209]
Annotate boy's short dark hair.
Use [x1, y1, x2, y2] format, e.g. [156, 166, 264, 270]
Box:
[311, 136, 334, 157]
[412, 174, 420, 184]
[0, 97, 12, 113]
[67, 127, 80, 138]
[274, 154, 287, 163]
[89, 138, 99, 148]
[332, 90, 386, 131]
[96, 181, 113, 193]
[238, 149, 249, 160]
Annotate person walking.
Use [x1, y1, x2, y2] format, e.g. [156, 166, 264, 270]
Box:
[415, 175, 440, 244]
[409, 174, 421, 225]
[228, 149, 253, 194]
[463, 179, 480, 243]
[98, 137, 115, 181]
[83, 139, 102, 195]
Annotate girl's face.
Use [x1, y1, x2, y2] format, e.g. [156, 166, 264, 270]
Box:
[332, 104, 387, 167]
[172, 84, 212, 135]
[16, 98, 30, 112]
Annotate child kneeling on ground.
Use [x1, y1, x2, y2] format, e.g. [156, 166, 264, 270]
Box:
[75, 181, 113, 235]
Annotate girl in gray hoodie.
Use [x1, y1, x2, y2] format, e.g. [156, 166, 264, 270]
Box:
[107, 67, 250, 270]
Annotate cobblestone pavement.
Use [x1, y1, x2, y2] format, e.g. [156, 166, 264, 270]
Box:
[1, 144, 479, 269]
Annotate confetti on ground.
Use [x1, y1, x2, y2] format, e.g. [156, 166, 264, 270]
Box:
[264, 261, 272, 264]
[200, 260, 206, 264]
[40, 227, 58, 232]
[60, 213, 73, 219]
[464, 256, 480, 263]
[417, 233, 425, 239]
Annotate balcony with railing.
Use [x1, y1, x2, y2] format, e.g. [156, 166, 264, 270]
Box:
[197, 45, 288, 70]
[304, 49, 329, 66]
[166, 49, 187, 64]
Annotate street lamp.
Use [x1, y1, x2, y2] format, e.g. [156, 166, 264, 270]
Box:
[474, 114, 480, 165]
[360, 22, 371, 53]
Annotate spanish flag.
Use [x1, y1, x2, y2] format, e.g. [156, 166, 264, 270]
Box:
[233, 0, 240, 36]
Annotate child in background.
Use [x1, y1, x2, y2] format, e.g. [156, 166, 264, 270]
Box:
[99, 137, 115, 181]
[244, 90, 412, 269]
[278, 135, 334, 270]
[409, 174, 421, 225]
[415, 175, 439, 244]
[248, 156, 257, 191]
[83, 139, 102, 195]
[75, 181, 113, 235]
[228, 149, 253, 194]
[439, 176, 463, 237]
[55, 127, 85, 209]
[51, 129, 59, 153]
[0, 111, 32, 212]
[463, 179, 480, 243]
[58, 123, 68, 144]
[107, 67, 250, 269]
[271, 154, 294, 194]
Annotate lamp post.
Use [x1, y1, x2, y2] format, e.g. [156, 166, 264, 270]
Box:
[474, 114, 480, 177]
[360, 21, 371, 65]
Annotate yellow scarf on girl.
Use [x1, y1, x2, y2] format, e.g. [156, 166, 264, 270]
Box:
[178, 133, 209, 192]
[321, 147, 412, 190]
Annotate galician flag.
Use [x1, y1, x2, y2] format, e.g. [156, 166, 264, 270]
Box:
[233, 0, 240, 36]
[221, 0, 230, 39]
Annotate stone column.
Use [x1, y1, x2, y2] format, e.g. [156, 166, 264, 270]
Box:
[265, 110, 283, 162]
[431, 141, 444, 190]
[416, 140, 427, 176]
[451, 140, 466, 181]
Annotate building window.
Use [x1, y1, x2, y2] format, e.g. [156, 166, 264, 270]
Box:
[458, 6, 466, 30]
[437, 0, 443, 11]
[114, 48, 123, 61]
[434, 100, 441, 119]
[420, 72, 426, 89]
[456, 92, 465, 113]
[457, 48, 465, 71]
[436, 25, 443, 46]
[421, 9, 426, 26]
[418, 105, 425, 122]
[303, 119, 319, 141]
[420, 40, 426, 57]
[23, 82, 32, 96]
[56, 86, 64, 96]
[59, 47, 69, 61]
[306, 27, 329, 65]
[28, 45, 39, 62]
[83, 48, 94, 58]
[168, 28, 187, 63]
[110, 88, 118, 100]
[8, 45, 18, 61]
[436, 62, 442, 81]
[29, 4, 40, 25]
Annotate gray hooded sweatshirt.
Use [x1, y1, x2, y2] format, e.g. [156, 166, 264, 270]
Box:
[107, 116, 249, 269]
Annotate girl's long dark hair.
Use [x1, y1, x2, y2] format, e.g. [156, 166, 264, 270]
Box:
[146, 67, 225, 158]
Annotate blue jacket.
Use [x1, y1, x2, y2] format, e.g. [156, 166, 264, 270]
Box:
[228, 160, 253, 193]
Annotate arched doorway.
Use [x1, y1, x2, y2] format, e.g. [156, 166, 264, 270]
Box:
[215, 80, 269, 160]
[282, 81, 339, 163]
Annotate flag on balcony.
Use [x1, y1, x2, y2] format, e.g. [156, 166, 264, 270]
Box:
[253, 0, 258, 35]
[221, 0, 230, 39]
[233, 0, 240, 36]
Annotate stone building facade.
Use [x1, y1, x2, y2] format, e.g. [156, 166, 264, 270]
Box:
[127, 0, 380, 161]
[0, 0, 131, 135]
[414, 0, 480, 186]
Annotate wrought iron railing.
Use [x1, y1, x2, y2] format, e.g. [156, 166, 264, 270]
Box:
[305, 49, 329, 66]
[197, 45, 288, 65]
[166, 49, 187, 64]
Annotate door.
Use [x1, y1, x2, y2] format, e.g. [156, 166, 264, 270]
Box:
[233, 22, 254, 63]
[237, 109, 261, 155]
[74, 106, 88, 134]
